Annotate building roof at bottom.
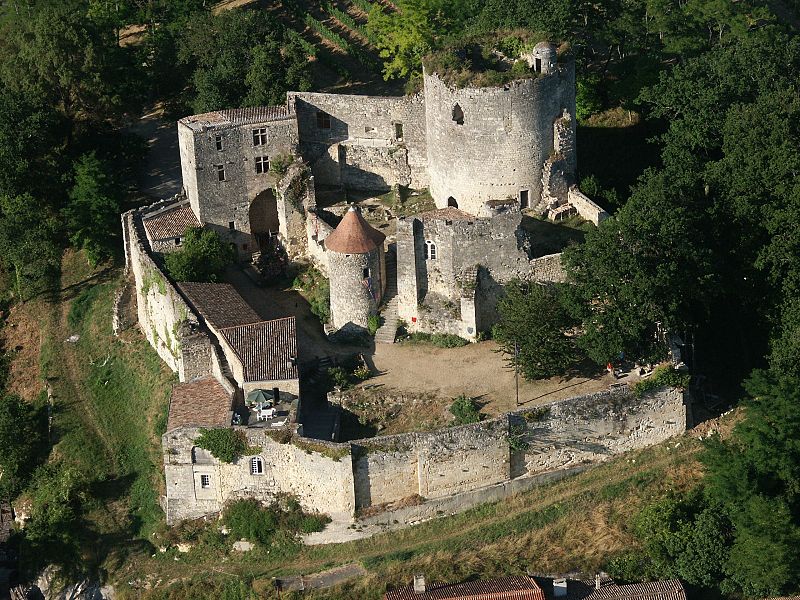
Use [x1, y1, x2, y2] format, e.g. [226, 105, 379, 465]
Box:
[583, 580, 687, 600]
[219, 317, 299, 382]
[142, 203, 200, 241]
[385, 576, 546, 600]
[167, 376, 233, 432]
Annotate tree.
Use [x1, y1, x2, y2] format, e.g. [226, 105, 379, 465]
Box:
[0, 194, 61, 300]
[164, 227, 234, 283]
[367, 0, 439, 80]
[0, 395, 45, 498]
[493, 281, 582, 380]
[64, 152, 121, 266]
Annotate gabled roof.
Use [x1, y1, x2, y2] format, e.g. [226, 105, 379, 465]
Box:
[324, 206, 386, 254]
[179, 106, 293, 131]
[167, 376, 233, 432]
[385, 576, 546, 600]
[143, 203, 200, 241]
[219, 317, 299, 382]
[584, 580, 686, 600]
[177, 283, 261, 330]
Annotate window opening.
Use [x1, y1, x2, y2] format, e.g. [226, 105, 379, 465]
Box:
[216, 164, 226, 181]
[228, 221, 235, 230]
[250, 457, 263, 475]
[447, 197, 458, 208]
[175, 237, 182, 246]
[452, 104, 464, 125]
[520, 189, 529, 209]
[215, 134, 223, 151]
[425, 240, 437, 260]
[395, 122, 404, 140]
[364, 126, 377, 134]
[316, 111, 331, 129]
[252, 128, 267, 146]
[255, 156, 269, 174]
[363, 267, 370, 278]
[200, 474, 211, 488]
[535, 58, 542, 72]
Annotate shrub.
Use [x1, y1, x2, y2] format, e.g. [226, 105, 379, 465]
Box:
[0, 394, 46, 497]
[353, 365, 371, 380]
[431, 333, 469, 347]
[632, 365, 691, 397]
[508, 424, 529, 451]
[327, 366, 351, 390]
[367, 314, 381, 335]
[195, 428, 254, 463]
[269, 153, 294, 176]
[164, 227, 235, 283]
[294, 265, 330, 325]
[450, 395, 482, 425]
[223, 499, 277, 546]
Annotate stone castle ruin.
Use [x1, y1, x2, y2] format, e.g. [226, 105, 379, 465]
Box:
[118, 39, 671, 528]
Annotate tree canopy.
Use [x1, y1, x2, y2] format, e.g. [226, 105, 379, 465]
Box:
[164, 227, 235, 283]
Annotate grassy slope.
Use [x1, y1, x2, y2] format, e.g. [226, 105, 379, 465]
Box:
[31, 251, 175, 571]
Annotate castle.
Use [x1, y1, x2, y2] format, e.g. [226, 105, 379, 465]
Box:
[118, 41, 668, 528]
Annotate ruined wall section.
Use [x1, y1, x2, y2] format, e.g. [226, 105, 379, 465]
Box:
[424, 62, 575, 215]
[162, 427, 356, 524]
[288, 92, 427, 190]
[123, 207, 212, 382]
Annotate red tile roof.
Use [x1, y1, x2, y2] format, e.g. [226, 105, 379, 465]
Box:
[167, 376, 233, 432]
[179, 106, 293, 130]
[178, 283, 261, 330]
[324, 206, 386, 254]
[385, 576, 546, 600]
[584, 580, 686, 600]
[219, 317, 299, 382]
[143, 203, 200, 241]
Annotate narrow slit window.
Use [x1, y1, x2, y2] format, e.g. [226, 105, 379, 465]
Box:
[215, 134, 223, 151]
[228, 221, 235, 230]
[216, 164, 225, 181]
[395, 122, 404, 140]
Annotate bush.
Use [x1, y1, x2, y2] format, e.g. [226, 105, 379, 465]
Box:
[222, 497, 330, 547]
[367, 314, 381, 335]
[0, 394, 46, 497]
[632, 365, 691, 397]
[195, 428, 252, 463]
[293, 265, 330, 325]
[327, 366, 351, 390]
[406, 332, 469, 347]
[450, 395, 482, 425]
[269, 153, 294, 176]
[164, 227, 235, 283]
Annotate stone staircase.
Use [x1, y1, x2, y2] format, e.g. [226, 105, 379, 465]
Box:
[374, 247, 399, 344]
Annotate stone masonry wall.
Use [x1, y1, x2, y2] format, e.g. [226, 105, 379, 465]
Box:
[424, 63, 575, 214]
[568, 187, 609, 226]
[329, 247, 384, 330]
[123, 207, 212, 381]
[163, 384, 686, 522]
[289, 92, 428, 190]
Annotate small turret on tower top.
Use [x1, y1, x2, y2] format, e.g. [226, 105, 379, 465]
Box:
[525, 41, 558, 75]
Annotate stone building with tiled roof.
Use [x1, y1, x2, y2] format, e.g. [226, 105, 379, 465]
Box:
[141, 200, 200, 253]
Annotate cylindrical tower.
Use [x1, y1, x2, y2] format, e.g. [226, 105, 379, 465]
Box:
[423, 48, 575, 215]
[325, 206, 386, 331]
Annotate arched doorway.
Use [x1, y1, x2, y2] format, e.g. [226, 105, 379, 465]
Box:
[249, 188, 280, 249]
[447, 196, 459, 208]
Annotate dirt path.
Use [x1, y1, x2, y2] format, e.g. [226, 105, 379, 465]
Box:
[129, 105, 182, 201]
[365, 342, 609, 415]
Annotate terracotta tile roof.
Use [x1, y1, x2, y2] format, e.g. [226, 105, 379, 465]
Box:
[324, 206, 386, 254]
[143, 203, 200, 241]
[584, 580, 686, 600]
[179, 106, 293, 130]
[167, 376, 233, 432]
[417, 207, 475, 222]
[177, 283, 261, 329]
[385, 576, 546, 600]
[219, 317, 299, 382]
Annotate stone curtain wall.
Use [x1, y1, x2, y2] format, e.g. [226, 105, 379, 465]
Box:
[423, 64, 575, 214]
[289, 92, 428, 189]
[162, 426, 356, 523]
[162, 385, 686, 523]
[568, 187, 609, 226]
[123, 206, 212, 381]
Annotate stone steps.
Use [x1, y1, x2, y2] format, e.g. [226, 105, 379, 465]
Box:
[375, 247, 398, 344]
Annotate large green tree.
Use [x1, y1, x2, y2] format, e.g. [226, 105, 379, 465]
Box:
[0, 394, 45, 498]
[164, 227, 235, 283]
[493, 281, 582, 379]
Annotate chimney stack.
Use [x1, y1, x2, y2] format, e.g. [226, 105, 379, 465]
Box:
[413, 574, 426, 594]
[596, 573, 601, 590]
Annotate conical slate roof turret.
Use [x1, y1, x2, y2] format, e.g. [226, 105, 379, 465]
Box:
[324, 206, 386, 254]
